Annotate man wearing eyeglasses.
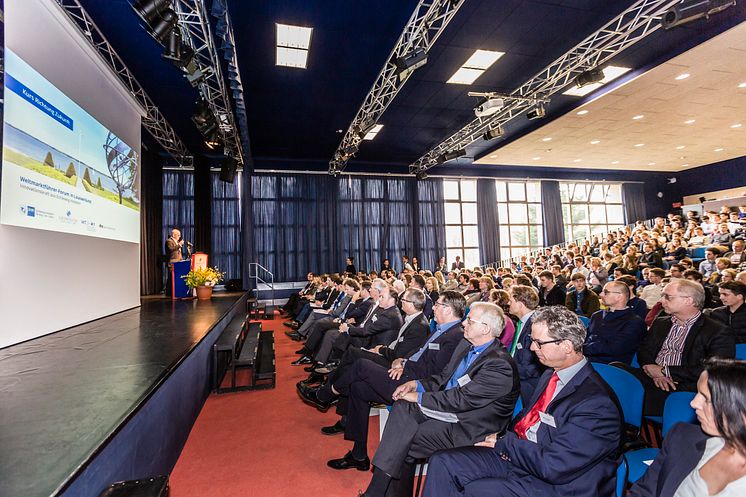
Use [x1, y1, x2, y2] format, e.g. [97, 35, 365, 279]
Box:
[356, 302, 518, 497]
[584, 281, 645, 365]
[620, 279, 734, 416]
[421, 305, 622, 497]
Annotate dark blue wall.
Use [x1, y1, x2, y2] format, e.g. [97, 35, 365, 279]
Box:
[672, 156, 746, 200]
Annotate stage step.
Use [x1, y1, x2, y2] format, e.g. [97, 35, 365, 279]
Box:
[263, 305, 275, 319]
[253, 331, 276, 388]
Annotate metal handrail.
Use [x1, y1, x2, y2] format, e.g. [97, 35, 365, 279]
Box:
[483, 218, 656, 270]
[248, 262, 275, 305]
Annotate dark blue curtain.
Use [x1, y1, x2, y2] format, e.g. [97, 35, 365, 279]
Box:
[414, 178, 447, 270]
[477, 178, 500, 265]
[622, 182, 647, 224]
[211, 172, 242, 281]
[242, 173, 447, 282]
[162, 170, 195, 252]
[140, 149, 163, 295]
[541, 180, 565, 246]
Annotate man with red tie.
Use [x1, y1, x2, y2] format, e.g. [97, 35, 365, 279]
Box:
[422, 305, 623, 497]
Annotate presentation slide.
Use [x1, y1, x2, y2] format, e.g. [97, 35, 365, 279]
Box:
[1, 49, 140, 243]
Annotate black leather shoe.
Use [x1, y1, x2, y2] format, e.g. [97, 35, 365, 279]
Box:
[295, 347, 308, 354]
[283, 321, 298, 329]
[304, 362, 322, 372]
[321, 420, 346, 436]
[286, 332, 302, 341]
[301, 372, 325, 385]
[291, 355, 312, 366]
[327, 452, 370, 471]
[297, 383, 337, 412]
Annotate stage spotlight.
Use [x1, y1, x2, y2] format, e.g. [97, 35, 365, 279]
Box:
[341, 144, 359, 159]
[191, 100, 214, 128]
[394, 47, 427, 82]
[132, 0, 171, 25]
[482, 125, 504, 141]
[575, 67, 605, 87]
[162, 28, 183, 61]
[526, 104, 546, 120]
[438, 148, 466, 163]
[205, 129, 222, 149]
[150, 8, 177, 44]
[415, 171, 428, 181]
[661, 0, 736, 30]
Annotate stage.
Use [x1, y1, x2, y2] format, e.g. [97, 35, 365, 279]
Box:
[0, 292, 249, 497]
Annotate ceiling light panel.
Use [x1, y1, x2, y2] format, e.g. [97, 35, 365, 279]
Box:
[363, 124, 384, 140]
[562, 66, 631, 96]
[276, 23, 313, 49]
[276, 46, 309, 68]
[446, 49, 504, 85]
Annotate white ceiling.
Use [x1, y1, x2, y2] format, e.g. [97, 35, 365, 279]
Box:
[475, 21, 746, 172]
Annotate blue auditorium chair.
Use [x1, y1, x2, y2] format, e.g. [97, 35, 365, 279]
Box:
[736, 343, 746, 360]
[592, 363, 644, 436]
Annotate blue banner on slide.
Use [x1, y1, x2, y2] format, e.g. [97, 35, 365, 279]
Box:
[5, 73, 74, 131]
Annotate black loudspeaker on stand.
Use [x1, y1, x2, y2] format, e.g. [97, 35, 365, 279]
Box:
[219, 157, 237, 183]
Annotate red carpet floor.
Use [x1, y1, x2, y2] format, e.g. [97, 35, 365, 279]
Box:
[169, 314, 381, 497]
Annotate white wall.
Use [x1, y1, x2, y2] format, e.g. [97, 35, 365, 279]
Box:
[0, 0, 143, 348]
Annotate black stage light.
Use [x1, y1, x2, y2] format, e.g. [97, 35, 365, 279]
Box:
[162, 28, 183, 62]
[341, 144, 359, 159]
[150, 8, 177, 44]
[415, 171, 428, 181]
[482, 125, 504, 141]
[526, 104, 546, 120]
[132, 0, 171, 25]
[575, 67, 605, 88]
[662, 0, 736, 30]
[205, 129, 222, 150]
[438, 148, 466, 163]
[191, 100, 213, 127]
[394, 48, 427, 82]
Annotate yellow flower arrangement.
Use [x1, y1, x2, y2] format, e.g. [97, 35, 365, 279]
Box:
[182, 266, 225, 289]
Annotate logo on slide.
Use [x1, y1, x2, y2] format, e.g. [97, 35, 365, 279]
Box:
[20, 205, 36, 217]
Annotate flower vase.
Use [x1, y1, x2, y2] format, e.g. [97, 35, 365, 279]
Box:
[196, 285, 213, 300]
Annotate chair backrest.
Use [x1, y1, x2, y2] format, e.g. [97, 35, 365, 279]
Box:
[578, 315, 591, 328]
[512, 396, 523, 420]
[736, 343, 746, 360]
[690, 247, 707, 259]
[592, 363, 645, 429]
[616, 459, 628, 497]
[630, 353, 640, 368]
[661, 391, 697, 437]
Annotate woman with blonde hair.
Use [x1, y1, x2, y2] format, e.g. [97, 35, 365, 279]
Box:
[425, 276, 440, 303]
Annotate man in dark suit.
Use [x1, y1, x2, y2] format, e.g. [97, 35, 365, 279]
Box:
[164, 227, 184, 296]
[281, 272, 315, 315]
[618, 279, 734, 415]
[508, 285, 547, 402]
[291, 279, 354, 338]
[305, 292, 466, 459]
[451, 255, 465, 271]
[537, 270, 566, 307]
[410, 274, 434, 319]
[422, 305, 623, 497]
[354, 302, 519, 497]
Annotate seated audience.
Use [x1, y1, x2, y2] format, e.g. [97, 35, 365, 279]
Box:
[422, 306, 623, 497]
[628, 358, 746, 497]
[617, 274, 650, 321]
[726, 240, 746, 267]
[587, 257, 609, 293]
[699, 248, 719, 278]
[565, 273, 601, 318]
[354, 302, 519, 497]
[585, 281, 646, 364]
[537, 270, 566, 307]
[616, 279, 734, 416]
[509, 285, 546, 402]
[489, 289, 516, 349]
[640, 268, 666, 308]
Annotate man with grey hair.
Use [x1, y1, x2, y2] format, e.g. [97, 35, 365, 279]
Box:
[354, 302, 519, 497]
[422, 305, 624, 497]
[620, 278, 735, 416]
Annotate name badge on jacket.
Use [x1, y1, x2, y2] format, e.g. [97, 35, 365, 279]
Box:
[457, 374, 471, 387]
[428, 342, 440, 350]
[539, 411, 557, 428]
[371, 315, 378, 322]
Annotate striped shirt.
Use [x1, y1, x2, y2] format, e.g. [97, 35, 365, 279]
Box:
[656, 312, 701, 367]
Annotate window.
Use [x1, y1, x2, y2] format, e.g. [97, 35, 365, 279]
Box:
[496, 181, 543, 259]
[162, 170, 194, 255]
[211, 172, 242, 280]
[443, 179, 479, 268]
[560, 182, 625, 242]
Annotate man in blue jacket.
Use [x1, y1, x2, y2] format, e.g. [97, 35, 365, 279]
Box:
[584, 281, 646, 364]
[422, 305, 623, 497]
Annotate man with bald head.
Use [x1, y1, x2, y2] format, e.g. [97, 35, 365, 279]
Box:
[584, 281, 645, 365]
[617, 279, 735, 416]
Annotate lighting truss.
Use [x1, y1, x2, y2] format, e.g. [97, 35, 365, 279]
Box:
[173, 0, 244, 165]
[54, 0, 193, 167]
[410, 0, 680, 174]
[328, 0, 467, 174]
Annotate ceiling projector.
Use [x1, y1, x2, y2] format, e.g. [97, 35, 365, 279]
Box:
[474, 98, 504, 117]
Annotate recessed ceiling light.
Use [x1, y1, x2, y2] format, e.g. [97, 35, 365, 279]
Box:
[632, 115, 644, 120]
[362, 124, 384, 140]
[590, 140, 600, 145]
[541, 137, 552, 142]
[684, 119, 696, 124]
[489, 155, 497, 158]
[276, 47, 309, 68]
[648, 162, 656, 166]
[562, 66, 631, 96]
[714, 148, 724, 152]
[446, 49, 504, 85]
[731, 123, 743, 129]
[611, 160, 620, 164]
[634, 143, 645, 147]
[532, 156, 541, 160]
[276, 23, 313, 69]
[573, 159, 582, 163]
[738, 82, 746, 88]
[681, 164, 690, 168]
[675, 73, 690, 80]
[576, 110, 589, 115]
[676, 145, 685, 150]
